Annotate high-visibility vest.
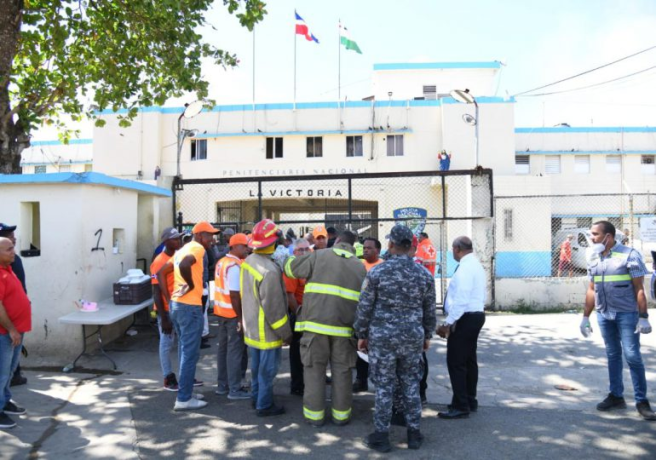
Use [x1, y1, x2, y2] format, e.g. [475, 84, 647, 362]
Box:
[214, 254, 243, 318]
[589, 243, 640, 315]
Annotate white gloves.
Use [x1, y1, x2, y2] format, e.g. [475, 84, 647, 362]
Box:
[635, 318, 652, 335]
[580, 316, 592, 338]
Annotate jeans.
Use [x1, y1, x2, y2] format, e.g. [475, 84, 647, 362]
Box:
[597, 311, 648, 403]
[216, 317, 244, 393]
[0, 333, 23, 414]
[170, 301, 204, 402]
[250, 347, 281, 410]
[157, 315, 177, 378]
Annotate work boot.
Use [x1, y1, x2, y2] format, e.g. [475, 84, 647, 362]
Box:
[364, 431, 391, 453]
[596, 393, 627, 412]
[636, 401, 656, 421]
[407, 428, 424, 450]
[352, 378, 368, 393]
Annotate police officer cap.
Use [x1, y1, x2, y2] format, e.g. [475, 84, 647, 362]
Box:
[389, 225, 414, 246]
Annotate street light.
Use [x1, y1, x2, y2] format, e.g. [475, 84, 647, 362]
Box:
[176, 101, 204, 177]
[449, 88, 479, 167]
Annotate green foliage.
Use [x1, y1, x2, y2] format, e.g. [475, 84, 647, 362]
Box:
[6, 0, 266, 145]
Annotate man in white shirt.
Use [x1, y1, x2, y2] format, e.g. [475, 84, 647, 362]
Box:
[437, 236, 486, 419]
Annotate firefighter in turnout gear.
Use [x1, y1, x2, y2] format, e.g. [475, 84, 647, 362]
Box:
[241, 219, 293, 417]
[284, 230, 367, 426]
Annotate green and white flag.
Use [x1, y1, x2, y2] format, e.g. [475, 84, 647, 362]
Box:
[340, 24, 362, 54]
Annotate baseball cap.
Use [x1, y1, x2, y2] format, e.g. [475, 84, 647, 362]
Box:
[160, 227, 182, 243]
[313, 225, 328, 238]
[0, 223, 17, 233]
[388, 225, 414, 246]
[192, 221, 220, 234]
[229, 233, 249, 246]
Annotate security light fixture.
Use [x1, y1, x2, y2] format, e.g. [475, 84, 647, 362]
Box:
[450, 88, 480, 166]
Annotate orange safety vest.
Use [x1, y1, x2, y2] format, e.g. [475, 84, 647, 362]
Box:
[214, 254, 243, 318]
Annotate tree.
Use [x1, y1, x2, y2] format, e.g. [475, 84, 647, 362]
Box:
[0, 0, 266, 174]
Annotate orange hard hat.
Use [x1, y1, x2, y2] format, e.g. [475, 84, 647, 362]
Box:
[249, 219, 282, 249]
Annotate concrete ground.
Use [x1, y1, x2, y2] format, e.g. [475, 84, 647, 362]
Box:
[2, 312, 656, 459]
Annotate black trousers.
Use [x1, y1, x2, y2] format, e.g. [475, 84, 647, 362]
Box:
[446, 312, 485, 412]
[356, 355, 368, 381]
[289, 314, 304, 391]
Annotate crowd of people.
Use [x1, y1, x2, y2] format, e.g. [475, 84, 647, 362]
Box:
[0, 218, 654, 450]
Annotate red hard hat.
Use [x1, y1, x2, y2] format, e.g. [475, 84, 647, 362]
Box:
[249, 219, 281, 249]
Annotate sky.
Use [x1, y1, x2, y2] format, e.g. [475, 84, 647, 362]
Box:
[33, 0, 656, 139]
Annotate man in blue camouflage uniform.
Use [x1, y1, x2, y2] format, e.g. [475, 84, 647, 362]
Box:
[355, 225, 437, 452]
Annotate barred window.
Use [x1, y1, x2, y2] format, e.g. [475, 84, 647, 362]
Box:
[387, 135, 404, 156]
[35, 165, 46, 174]
[515, 155, 530, 174]
[346, 136, 363, 157]
[191, 139, 207, 161]
[545, 156, 561, 175]
[504, 209, 513, 240]
[306, 137, 323, 158]
[266, 137, 284, 159]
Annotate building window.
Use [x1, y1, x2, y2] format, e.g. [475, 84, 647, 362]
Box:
[59, 164, 71, 172]
[266, 137, 283, 159]
[191, 139, 207, 161]
[34, 165, 46, 174]
[545, 155, 561, 175]
[641, 155, 655, 174]
[606, 155, 621, 173]
[84, 164, 93, 172]
[515, 155, 530, 174]
[574, 155, 590, 174]
[386, 135, 404, 157]
[503, 209, 513, 240]
[346, 136, 363, 157]
[306, 137, 323, 158]
[423, 85, 437, 100]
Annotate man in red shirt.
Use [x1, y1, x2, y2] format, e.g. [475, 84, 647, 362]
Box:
[0, 237, 31, 429]
[558, 234, 574, 278]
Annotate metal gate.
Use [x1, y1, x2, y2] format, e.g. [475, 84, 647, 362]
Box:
[173, 169, 494, 306]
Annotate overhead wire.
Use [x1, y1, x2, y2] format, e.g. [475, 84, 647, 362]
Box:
[512, 44, 656, 96]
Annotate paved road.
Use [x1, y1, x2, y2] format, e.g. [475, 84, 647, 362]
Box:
[2, 312, 655, 459]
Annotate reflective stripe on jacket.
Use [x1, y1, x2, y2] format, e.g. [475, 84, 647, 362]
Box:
[588, 244, 639, 314]
[214, 254, 242, 318]
[285, 243, 367, 337]
[241, 253, 292, 349]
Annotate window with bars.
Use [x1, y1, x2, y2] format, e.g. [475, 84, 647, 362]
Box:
[266, 137, 284, 159]
[606, 155, 621, 173]
[515, 155, 530, 174]
[34, 165, 46, 174]
[191, 139, 207, 161]
[386, 135, 404, 156]
[545, 155, 561, 175]
[574, 155, 590, 174]
[306, 137, 323, 158]
[423, 85, 437, 100]
[641, 155, 655, 174]
[346, 136, 363, 157]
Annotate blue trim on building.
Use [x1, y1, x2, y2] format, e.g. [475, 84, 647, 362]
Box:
[516, 127, 656, 134]
[0, 172, 171, 197]
[30, 139, 93, 147]
[195, 128, 413, 139]
[21, 160, 92, 166]
[373, 62, 501, 71]
[516, 150, 656, 155]
[495, 251, 552, 277]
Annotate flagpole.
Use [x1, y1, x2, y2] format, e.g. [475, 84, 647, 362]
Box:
[338, 20, 341, 103]
[252, 26, 256, 132]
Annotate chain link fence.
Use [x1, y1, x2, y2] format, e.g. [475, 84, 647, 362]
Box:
[173, 170, 494, 305]
[494, 193, 656, 279]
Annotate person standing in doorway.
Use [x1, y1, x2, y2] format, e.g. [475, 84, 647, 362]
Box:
[437, 236, 486, 419]
[580, 221, 655, 421]
[214, 233, 251, 400]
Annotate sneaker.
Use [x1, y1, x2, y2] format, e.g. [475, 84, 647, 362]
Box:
[163, 373, 179, 392]
[215, 387, 229, 396]
[597, 393, 627, 412]
[407, 428, 424, 450]
[174, 398, 208, 411]
[228, 389, 252, 400]
[364, 431, 391, 453]
[256, 404, 286, 417]
[3, 402, 26, 416]
[193, 393, 205, 400]
[0, 412, 16, 429]
[193, 379, 204, 387]
[636, 401, 656, 421]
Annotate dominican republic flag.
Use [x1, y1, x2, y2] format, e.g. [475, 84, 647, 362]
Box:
[295, 11, 319, 43]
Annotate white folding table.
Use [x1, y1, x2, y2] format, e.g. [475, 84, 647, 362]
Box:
[58, 298, 152, 371]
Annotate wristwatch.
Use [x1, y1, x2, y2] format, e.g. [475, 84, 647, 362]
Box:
[639, 312, 649, 319]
